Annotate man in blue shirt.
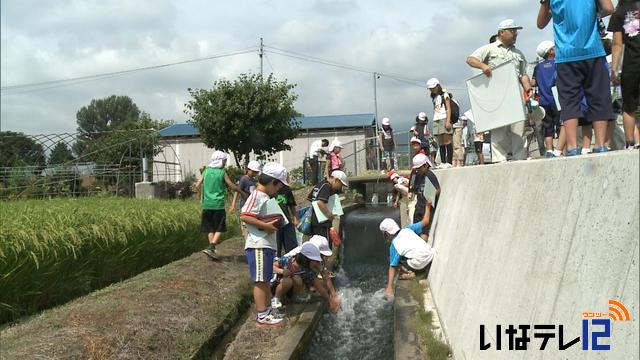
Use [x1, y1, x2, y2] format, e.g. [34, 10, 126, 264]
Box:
[537, 0, 615, 155]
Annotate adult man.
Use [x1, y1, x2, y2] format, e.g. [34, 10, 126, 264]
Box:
[467, 19, 534, 162]
[380, 202, 435, 300]
[308, 139, 329, 184]
[537, 0, 615, 155]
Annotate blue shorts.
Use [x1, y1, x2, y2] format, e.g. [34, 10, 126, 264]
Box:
[246, 248, 275, 283]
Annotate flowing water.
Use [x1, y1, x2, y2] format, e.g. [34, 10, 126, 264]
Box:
[305, 205, 399, 360]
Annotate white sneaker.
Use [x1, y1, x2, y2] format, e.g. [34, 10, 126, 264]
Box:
[581, 148, 591, 155]
[271, 297, 283, 309]
[256, 312, 283, 327]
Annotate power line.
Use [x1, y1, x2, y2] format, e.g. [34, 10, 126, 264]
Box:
[1, 47, 258, 93]
[264, 53, 276, 74]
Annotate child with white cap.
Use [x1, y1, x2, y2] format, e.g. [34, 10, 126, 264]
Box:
[271, 241, 341, 313]
[378, 117, 396, 170]
[325, 139, 345, 178]
[240, 162, 290, 327]
[196, 151, 245, 259]
[307, 170, 349, 247]
[230, 160, 262, 237]
[379, 202, 435, 300]
[408, 153, 440, 241]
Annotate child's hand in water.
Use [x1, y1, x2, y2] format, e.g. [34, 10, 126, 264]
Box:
[384, 289, 394, 301]
[329, 294, 342, 313]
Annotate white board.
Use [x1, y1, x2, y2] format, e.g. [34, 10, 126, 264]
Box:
[466, 61, 527, 132]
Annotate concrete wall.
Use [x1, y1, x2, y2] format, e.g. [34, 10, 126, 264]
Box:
[428, 151, 639, 359]
[153, 129, 368, 182]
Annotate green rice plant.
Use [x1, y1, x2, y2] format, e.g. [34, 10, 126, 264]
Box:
[0, 197, 240, 324]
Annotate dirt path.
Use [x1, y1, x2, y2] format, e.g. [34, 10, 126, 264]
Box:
[0, 237, 249, 360]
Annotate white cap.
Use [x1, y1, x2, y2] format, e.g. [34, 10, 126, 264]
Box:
[379, 218, 400, 235]
[329, 139, 344, 152]
[536, 40, 554, 58]
[381, 117, 391, 126]
[390, 172, 400, 181]
[247, 160, 262, 172]
[426, 78, 440, 89]
[409, 125, 417, 132]
[412, 153, 433, 169]
[309, 235, 332, 256]
[209, 150, 228, 168]
[300, 242, 322, 262]
[498, 19, 523, 31]
[410, 136, 422, 144]
[331, 170, 349, 187]
[418, 112, 427, 121]
[261, 162, 289, 186]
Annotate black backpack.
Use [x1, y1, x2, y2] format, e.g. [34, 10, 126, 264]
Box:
[448, 94, 460, 124]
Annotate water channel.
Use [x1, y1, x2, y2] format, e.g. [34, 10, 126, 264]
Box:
[305, 205, 399, 360]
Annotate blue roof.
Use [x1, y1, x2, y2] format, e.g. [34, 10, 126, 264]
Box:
[159, 113, 375, 138]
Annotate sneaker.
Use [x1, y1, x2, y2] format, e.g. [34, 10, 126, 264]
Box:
[594, 146, 609, 153]
[271, 297, 283, 309]
[552, 150, 563, 157]
[256, 313, 284, 328]
[545, 151, 556, 158]
[581, 148, 592, 155]
[202, 246, 217, 259]
[567, 148, 580, 156]
[270, 307, 286, 319]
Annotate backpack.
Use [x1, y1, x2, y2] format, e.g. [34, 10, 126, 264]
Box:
[432, 92, 460, 124]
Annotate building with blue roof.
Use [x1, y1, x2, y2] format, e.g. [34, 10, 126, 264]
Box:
[153, 113, 377, 182]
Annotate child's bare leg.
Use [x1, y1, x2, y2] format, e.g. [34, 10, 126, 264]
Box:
[211, 231, 223, 246]
[291, 275, 304, 296]
[253, 282, 271, 312]
[275, 278, 293, 299]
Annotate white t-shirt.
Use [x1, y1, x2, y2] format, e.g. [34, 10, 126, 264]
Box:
[309, 140, 327, 158]
[241, 189, 277, 250]
[389, 228, 434, 270]
[432, 92, 450, 121]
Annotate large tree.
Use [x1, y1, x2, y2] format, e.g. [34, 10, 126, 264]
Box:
[0, 131, 46, 168]
[48, 141, 75, 165]
[74, 95, 141, 157]
[185, 73, 300, 166]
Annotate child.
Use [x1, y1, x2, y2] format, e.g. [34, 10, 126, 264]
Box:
[531, 40, 562, 158]
[409, 153, 440, 241]
[195, 151, 244, 259]
[308, 170, 349, 245]
[410, 136, 425, 156]
[271, 242, 341, 313]
[240, 162, 289, 327]
[275, 181, 298, 257]
[282, 235, 338, 296]
[325, 139, 345, 177]
[378, 117, 396, 170]
[230, 160, 261, 237]
[386, 170, 410, 208]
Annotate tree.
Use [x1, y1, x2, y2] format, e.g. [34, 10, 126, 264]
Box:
[74, 95, 141, 157]
[185, 73, 300, 166]
[0, 131, 46, 168]
[48, 142, 75, 165]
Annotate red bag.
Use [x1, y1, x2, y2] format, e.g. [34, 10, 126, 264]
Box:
[328, 227, 342, 247]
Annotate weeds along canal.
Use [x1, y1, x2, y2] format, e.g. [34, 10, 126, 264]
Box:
[305, 205, 399, 360]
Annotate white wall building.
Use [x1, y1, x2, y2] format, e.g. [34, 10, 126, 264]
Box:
[153, 113, 376, 182]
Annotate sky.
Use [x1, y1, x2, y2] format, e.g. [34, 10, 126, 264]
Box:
[1, 0, 558, 135]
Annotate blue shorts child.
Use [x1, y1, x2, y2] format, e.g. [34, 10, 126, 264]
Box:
[246, 248, 275, 283]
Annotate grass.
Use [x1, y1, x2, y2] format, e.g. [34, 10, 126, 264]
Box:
[409, 275, 452, 360]
[0, 197, 240, 324]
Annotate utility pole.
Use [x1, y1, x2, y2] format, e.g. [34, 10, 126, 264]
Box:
[259, 37, 264, 78]
[373, 72, 380, 171]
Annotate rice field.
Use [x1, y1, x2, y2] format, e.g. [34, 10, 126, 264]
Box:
[0, 197, 238, 324]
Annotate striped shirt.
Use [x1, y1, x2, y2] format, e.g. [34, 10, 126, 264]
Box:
[550, 0, 606, 63]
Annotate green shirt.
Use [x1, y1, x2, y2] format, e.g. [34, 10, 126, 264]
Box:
[202, 167, 226, 210]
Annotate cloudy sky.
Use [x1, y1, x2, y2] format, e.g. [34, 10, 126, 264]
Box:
[1, 0, 557, 135]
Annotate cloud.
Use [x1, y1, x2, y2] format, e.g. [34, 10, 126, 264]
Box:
[1, 0, 554, 136]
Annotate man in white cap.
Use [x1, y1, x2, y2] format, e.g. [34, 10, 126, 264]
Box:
[378, 117, 396, 170]
[408, 153, 440, 241]
[379, 202, 435, 300]
[196, 151, 244, 259]
[467, 19, 533, 162]
[307, 170, 349, 246]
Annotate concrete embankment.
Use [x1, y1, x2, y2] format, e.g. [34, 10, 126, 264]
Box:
[428, 151, 639, 359]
